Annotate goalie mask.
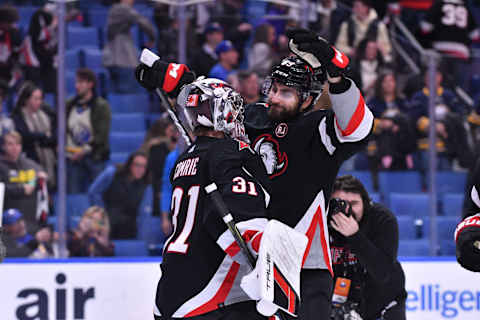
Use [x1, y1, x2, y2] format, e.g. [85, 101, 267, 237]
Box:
[177, 78, 248, 142]
[263, 56, 326, 105]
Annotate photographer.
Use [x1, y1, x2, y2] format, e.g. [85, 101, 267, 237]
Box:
[329, 175, 407, 320]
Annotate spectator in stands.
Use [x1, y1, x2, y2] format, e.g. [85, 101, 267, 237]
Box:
[88, 151, 150, 239]
[11, 81, 56, 188]
[329, 175, 407, 320]
[103, 0, 156, 93]
[352, 38, 388, 100]
[66, 68, 111, 194]
[2, 208, 56, 258]
[419, 0, 479, 89]
[289, 0, 338, 40]
[208, 40, 238, 81]
[238, 70, 261, 104]
[335, 0, 393, 63]
[0, 131, 47, 233]
[68, 206, 114, 257]
[368, 70, 408, 118]
[140, 116, 178, 217]
[248, 23, 277, 80]
[0, 79, 15, 140]
[21, 3, 58, 93]
[153, 4, 177, 63]
[0, 5, 21, 88]
[190, 22, 224, 77]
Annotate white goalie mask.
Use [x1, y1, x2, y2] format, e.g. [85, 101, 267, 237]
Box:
[177, 78, 249, 142]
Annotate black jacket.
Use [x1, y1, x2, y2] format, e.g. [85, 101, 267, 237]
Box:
[330, 203, 407, 319]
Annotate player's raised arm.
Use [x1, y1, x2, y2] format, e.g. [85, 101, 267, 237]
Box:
[287, 28, 374, 143]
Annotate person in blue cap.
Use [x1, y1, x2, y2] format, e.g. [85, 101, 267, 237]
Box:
[2, 208, 53, 258]
[208, 40, 239, 81]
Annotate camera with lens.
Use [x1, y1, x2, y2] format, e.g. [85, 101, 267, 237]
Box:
[329, 198, 351, 217]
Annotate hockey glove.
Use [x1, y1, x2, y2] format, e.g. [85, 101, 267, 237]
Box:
[135, 60, 195, 97]
[286, 28, 349, 78]
[455, 214, 480, 272]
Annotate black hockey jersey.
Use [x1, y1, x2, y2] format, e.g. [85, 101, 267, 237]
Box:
[154, 136, 270, 318]
[421, 0, 479, 59]
[464, 158, 480, 219]
[245, 80, 373, 274]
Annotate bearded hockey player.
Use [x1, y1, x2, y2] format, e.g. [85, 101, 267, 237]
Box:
[135, 60, 307, 319]
[244, 29, 374, 319]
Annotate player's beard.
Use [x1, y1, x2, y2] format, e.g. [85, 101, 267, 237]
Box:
[267, 102, 301, 122]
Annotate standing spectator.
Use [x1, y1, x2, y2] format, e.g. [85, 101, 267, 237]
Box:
[248, 23, 277, 80]
[103, 0, 156, 93]
[329, 175, 407, 320]
[0, 79, 15, 140]
[420, 0, 479, 88]
[0, 131, 47, 233]
[21, 3, 58, 93]
[289, 0, 338, 40]
[208, 40, 239, 81]
[66, 68, 111, 194]
[238, 70, 261, 104]
[0, 5, 21, 87]
[68, 206, 114, 257]
[140, 116, 178, 217]
[2, 208, 56, 258]
[189, 22, 224, 77]
[11, 81, 56, 189]
[335, 0, 393, 63]
[88, 151, 150, 239]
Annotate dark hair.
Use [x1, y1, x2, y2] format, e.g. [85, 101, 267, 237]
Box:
[143, 116, 173, 144]
[116, 151, 150, 183]
[0, 5, 19, 24]
[373, 69, 397, 100]
[253, 23, 273, 45]
[12, 81, 42, 115]
[76, 68, 97, 88]
[332, 175, 372, 211]
[237, 70, 257, 82]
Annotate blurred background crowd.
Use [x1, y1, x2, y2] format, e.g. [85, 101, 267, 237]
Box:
[1, 0, 480, 258]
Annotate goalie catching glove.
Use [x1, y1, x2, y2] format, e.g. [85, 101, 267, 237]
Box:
[286, 28, 349, 78]
[135, 60, 195, 97]
[455, 214, 480, 272]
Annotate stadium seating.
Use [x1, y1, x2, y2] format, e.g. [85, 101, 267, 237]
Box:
[54, 193, 91, 218]
[83, 48, 104, 70]
[87, 9, 109, 28]
[113, 240, 148, 256]
[389, 193, 429, 217]
[67, 26, 100, 50]
[398, 239, 430, 256]
[109, 132, 145, 153]
[422, 216, 460, 241]
[439, 239, 456, 256]
[434, 171, 467, 194]
[18, 6, 37, 28]
[66, 71, 77, 97]
[111, 113, 146, 132]
[65, 48, 83, 70]
[441, 193, 464, 217]
[370, 192, 381, 203]
[339, 170, 375, 193]
[396, 216, 416, 240]
[378, 171, 423, 197]
[108, 93, 151, 113]
[109, 152, 129, 165]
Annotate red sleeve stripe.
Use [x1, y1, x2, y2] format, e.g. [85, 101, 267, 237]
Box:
[224, 230, 259, 257]
[335, 93, 366, 137]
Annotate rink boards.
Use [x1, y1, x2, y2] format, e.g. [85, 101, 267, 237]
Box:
[0, 257, 479, 320]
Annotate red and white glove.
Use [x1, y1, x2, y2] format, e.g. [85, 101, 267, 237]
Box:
[286, 28, 349, 78]
[455, 214, 480, 272]
[135, 60, 195, 97]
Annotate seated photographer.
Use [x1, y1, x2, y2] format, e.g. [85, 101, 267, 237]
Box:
[2, 208, 56, 258]
[68, 206, 114, 257]
[329, 175, 407, 320]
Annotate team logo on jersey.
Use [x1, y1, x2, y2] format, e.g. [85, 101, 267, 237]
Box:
[275, 123, 288, 138]
[253, 134, 288, 179]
